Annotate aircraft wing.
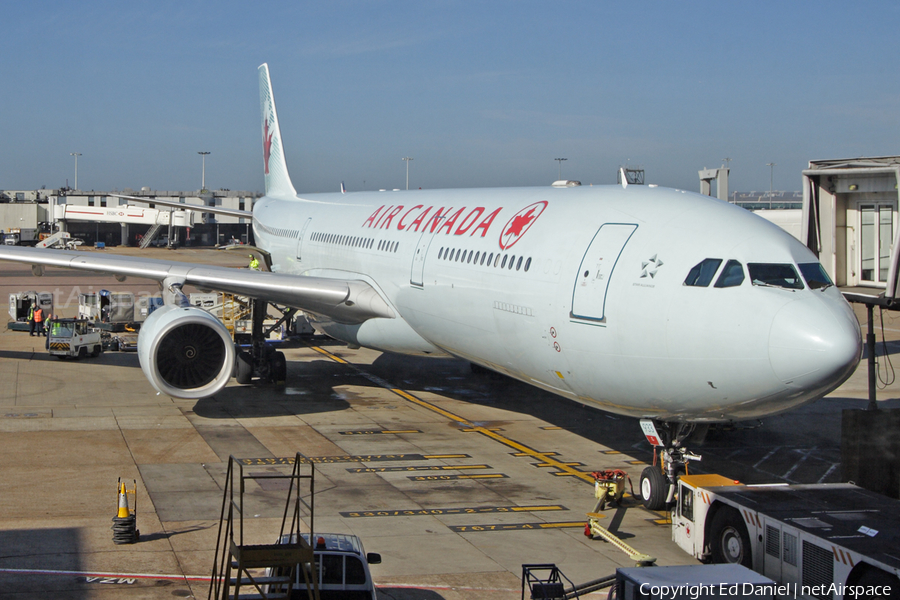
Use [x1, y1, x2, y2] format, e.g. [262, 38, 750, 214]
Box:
[110, 194, 254, 219]
[0, 245, 393, 323]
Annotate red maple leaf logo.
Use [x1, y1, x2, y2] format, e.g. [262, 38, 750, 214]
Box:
[499, 201, 547, 250]
[506, 209, 536, 237]
[263, 119, 274, 175]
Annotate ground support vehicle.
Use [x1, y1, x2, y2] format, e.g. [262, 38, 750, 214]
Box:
[672, 474, 900, 599]
[267, 533, 381, 600]
[48, 318, 103, 359]
[611, 564, 775, 600]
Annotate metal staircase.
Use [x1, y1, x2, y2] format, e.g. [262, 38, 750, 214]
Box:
[140, 223, 164, 248]
[208, 454, 319, 600]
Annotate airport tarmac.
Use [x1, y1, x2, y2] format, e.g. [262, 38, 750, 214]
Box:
[0, 246, 897, 599]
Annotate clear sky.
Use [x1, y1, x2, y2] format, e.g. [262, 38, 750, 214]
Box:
[2, 1, 898, 196]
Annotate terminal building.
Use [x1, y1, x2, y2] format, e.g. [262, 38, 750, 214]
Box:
[0, 188, 259, 247]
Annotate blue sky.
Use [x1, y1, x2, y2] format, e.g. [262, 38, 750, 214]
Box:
[2, 2, 898, 195]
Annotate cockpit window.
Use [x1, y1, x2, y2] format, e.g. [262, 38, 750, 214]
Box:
[798, 263, 834, 290]
[684, 258, 723, 287]
[714, 260, 745, 288]
[748, 263, 804, 290]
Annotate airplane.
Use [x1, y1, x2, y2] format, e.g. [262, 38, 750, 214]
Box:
[0, 64, 862, 509]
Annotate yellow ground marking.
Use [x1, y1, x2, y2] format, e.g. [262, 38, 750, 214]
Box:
[310, 345, 596, 484]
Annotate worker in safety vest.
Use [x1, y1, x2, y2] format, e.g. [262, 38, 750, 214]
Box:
[28, 305, 35, 336]
[33, 306, 44, 337]
[249, 255, 260, 270]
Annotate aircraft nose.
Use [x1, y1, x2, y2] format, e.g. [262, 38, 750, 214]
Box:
[768, 296, 862, 391]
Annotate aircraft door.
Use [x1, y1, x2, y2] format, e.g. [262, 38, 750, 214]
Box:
[295, 218, 312, 261]
[410, 228, 436, 287]
[571, 223, 637, 323]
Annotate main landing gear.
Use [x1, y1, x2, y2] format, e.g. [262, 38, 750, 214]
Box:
[234, 298, 291, 386]
[638, 419, 702, 511]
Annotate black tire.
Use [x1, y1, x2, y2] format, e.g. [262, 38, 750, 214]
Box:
[639, 466, 668, 510]
[709, 506, 752, 568]
[76, 347, 87, 360]
[90, 345, 101, 358]
[235, 352, 252, 385]
[271, 351, 287, 384]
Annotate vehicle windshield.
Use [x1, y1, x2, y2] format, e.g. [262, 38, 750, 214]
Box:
[747, 263, 804, 290]
[50, 322, 74, 337]
[684, 258, 722, 287]
[714, 260, 745, 288]
[798, 263, 834, 290]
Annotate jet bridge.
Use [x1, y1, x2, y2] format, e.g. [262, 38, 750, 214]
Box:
[53, 204, 195, 247]
[801, 158, 900, 501]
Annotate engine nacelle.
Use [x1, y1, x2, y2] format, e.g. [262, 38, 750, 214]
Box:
[137, 305, 235, 399]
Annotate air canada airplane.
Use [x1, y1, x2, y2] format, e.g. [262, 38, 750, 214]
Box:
[0, 64, 862, 508]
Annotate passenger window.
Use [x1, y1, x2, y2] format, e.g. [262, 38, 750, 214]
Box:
[474, 251, 480, 264]
[345, 556, 366, 585]
[467, 250, 473, 263]
[501, 255, 508, 268]
[516, 256, 523, 271]
[481, 253, 487, 266]
[798, 263, 833, 290]
[508, 255, 515, 270]
[748, 263, 804, 290]
[714, 260, 745, 288]
[524, 257, 531, 272]
[488, 253, 494, 265]
[684, 258, 722, 287]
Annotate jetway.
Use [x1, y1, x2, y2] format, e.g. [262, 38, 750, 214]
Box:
[54, 204, 195, 227]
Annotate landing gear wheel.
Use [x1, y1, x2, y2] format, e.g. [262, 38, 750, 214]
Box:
[270, 351, 287, 384]
[709, 507, 752, 567]
[639, 466, 668, 510]
[235, 351, 252, 385]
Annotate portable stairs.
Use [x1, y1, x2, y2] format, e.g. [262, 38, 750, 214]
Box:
[140, 223, 164, 248]
[208, 454, 320, 600]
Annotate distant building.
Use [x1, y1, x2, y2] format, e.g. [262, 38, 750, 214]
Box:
[0, 187, 261, 247]
[729, 191, 802, 210]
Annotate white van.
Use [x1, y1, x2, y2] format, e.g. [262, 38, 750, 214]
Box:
[267, 533, 380, 600]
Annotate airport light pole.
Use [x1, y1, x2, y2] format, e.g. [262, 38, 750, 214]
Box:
[555, 158, 567, 181]
[198, 151, 211, 191]
[766, 162, 776, 205]
[402, 157, 413, 190]
[70, 153, 82, 190]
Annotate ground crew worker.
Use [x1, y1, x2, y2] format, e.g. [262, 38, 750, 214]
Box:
[249, 255, 260, 270]
[33, 306, 44, 337]
[28, 304, 35, 336]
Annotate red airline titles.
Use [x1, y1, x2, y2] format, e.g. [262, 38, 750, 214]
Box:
[362, 205, 504, 238]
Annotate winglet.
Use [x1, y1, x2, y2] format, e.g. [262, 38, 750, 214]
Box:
[258, 64, 297, 198]
[340, 181, 347, 194]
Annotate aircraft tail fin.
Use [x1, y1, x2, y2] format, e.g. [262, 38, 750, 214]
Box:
[258, 63, 297, 198]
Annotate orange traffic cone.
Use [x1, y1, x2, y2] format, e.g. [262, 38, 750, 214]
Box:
[116, 482, 130, 518]
[112, 479, 138, 544]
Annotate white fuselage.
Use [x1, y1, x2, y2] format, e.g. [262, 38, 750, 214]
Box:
[251, 184, 861, 422]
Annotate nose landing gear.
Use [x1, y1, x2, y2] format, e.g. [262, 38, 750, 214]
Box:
[638, 419, 702, 511]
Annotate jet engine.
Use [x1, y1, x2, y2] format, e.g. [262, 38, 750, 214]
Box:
[137, 305, 235, 399]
